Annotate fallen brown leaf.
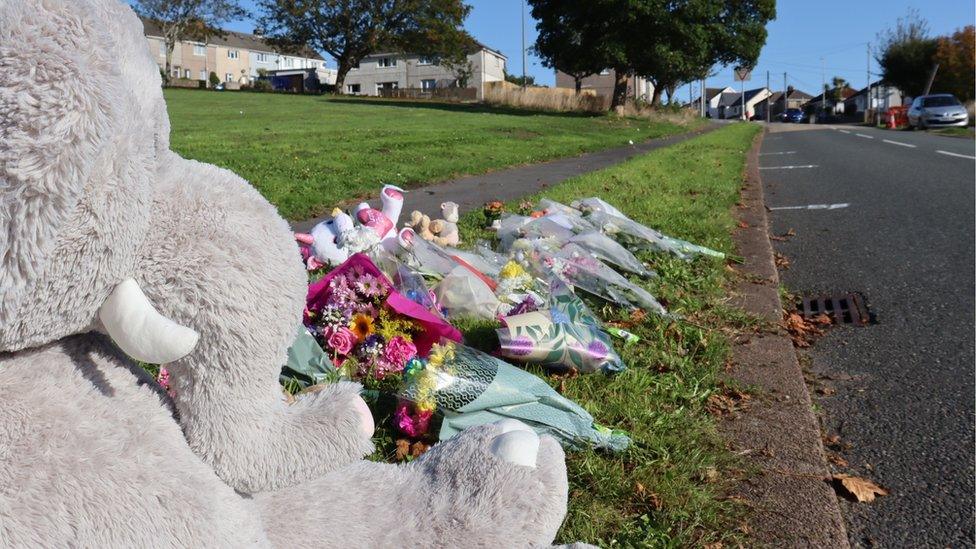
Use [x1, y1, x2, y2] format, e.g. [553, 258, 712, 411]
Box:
[784, 312, 826, 347]
[410, 441, 430, 458]
[737, 220, 749, 229]
[827, 453, 849, 467]
[395, 439, 411, 461]
[769, 228, 797, 241]
[831, 474, 889, 502]
[774, 252, 791, 269]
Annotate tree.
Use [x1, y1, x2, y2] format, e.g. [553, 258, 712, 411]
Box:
[828, 76, 848, 103]
[132, 0, 248, 82]
[528, 0, 774, 110]
[529, 2, 604, 94]
[876, 9, 939, 97]
[932, 26, 975, 102]
[503, 70, 535, 87]
[257, 0, 473, 94]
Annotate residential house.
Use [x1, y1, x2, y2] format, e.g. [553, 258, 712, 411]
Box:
[843, 81, 904, 115]
[726, 87, 773, 120]
[555, 69, 655, 103]
[141, 18, 327, 89]
[342, 44, 506, 99]
[805, 85, 857, 114]
[692, 86, 735, 118]
[754, 87, 813, 119]
[715, 92, 741, 119]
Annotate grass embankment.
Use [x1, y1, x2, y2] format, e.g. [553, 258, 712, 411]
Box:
[164, 89, 697, 220]
[457, 122, 763, 546]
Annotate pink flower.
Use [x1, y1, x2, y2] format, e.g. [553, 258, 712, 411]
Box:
[384, 336, 417, 368]
[395, 403, 433, 438]
[326, 326, 357, 355]
[156, 367, 176, 398]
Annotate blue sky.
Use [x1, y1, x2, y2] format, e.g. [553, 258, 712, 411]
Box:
[157, 0, 974, 96]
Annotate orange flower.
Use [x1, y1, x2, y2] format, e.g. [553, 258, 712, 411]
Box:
[349, 313, 375, 340]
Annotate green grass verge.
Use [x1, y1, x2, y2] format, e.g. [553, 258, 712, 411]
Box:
[458, 122, 763, 546]
[164, 89, 697, 220]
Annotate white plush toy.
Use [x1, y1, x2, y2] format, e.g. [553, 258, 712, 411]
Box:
[298, 185, 405, 268]
[430, 201, 460, 247]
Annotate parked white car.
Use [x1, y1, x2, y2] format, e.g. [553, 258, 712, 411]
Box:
[907, 94, 970, 129]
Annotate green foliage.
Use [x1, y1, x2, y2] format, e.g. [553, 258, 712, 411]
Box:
[876, 9, 939, 97]
[528, 0, 775, 108]
[458, 123, 763, 545]
[164, 89, 691, 220]
[256, 0, 474, 92]
[503, 71, 536, 87]
[208, 71, 220, 87]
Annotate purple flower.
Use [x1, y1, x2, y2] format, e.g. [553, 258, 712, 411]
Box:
[586, 340, 609, 360]
[505, 336, 535, 357]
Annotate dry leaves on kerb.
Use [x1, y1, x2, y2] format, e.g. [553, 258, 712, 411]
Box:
[831, 474, 889, 502]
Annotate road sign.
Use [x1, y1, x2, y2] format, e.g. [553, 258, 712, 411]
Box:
[734, 67, 752, 82]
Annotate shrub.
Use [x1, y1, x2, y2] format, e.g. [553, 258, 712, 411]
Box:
[208, 71, 220, 88]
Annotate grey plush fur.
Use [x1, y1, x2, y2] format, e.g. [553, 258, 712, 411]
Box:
[0, 0, 573, 546]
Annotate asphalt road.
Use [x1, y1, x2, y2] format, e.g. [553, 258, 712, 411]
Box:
[760, 124, 975, 547]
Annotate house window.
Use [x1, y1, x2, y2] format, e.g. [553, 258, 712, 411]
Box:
[347, 83, 361, 94]
[228, 50, 239, 59]
[171, 66, 180, 78]
[417, 56, 434, 65]
[184, 69, 191, 79]
[225, 73, 233, 82]
[599, 68, 611, 76]
[376, 81, 398, 93]
[421, 79, 436, 90]
[199, 69, 206, 80]
[377, 57, 396, 68]
[283, 57, 293, 68]
[256, 52, 269, 63]
[193, 44, 205, 56]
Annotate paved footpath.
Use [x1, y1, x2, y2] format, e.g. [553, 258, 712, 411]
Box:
[293, 122, 723, 232]
[761, 123, 975, 547]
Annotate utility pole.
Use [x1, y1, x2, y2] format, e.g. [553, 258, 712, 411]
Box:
[766, 70, 770, 123]
[689, 82, 693, 106]
[520, 0, 527, 89]
[922, 63, 940, 95]
[866, 43, 871, 123]
[821, 57, 826, 120]
[783, 71, 787, 115]
[740, 77, 745, 120]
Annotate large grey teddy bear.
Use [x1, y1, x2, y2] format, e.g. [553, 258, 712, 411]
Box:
[0, 0, 573, 546]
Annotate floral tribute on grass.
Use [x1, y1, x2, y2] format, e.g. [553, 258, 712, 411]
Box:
[287, 187, 722, 461]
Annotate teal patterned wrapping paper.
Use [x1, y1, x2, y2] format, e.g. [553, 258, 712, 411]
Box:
[400, 343, 630, 452]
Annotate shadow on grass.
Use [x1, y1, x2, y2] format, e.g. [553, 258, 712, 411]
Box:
[322, 96, 605, 119]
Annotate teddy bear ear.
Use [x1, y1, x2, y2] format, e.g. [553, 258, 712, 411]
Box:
[0, 0, 129, 315]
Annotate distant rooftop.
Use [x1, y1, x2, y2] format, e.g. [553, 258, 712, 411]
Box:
[140, 17, 324, 60]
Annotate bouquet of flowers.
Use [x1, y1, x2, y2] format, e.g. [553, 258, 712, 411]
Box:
[303, 254, 462, 385]
[397, 340, 630, 451]
[572, 197, 724, 260]
[497, 278, 626, 374]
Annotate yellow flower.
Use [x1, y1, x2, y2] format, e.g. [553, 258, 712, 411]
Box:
[349, 313, 374, 340]
[499, 260, 527, 280]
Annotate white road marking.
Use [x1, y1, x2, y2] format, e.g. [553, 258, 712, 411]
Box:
[936, 150, 976, 160]
[759, 151, 797, 156]
[759, 165, 819, 170]
[883, 139, 916, 148]
[769, 203, 850, 211]
[839, 130, 851, 134]
[855, 133, 874, 139]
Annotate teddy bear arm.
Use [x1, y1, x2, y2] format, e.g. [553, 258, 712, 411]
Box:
[255, 422, 568, 548]
[134, 157, 374, 493]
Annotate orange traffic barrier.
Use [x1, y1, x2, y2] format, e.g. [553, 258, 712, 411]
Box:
[887, 106, 909, 129]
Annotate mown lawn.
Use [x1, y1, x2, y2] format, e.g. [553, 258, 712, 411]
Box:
[457, 122, 763, 547]
[164, 89, 696, 220]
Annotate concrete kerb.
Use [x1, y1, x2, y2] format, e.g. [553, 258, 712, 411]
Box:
[722, 127, 850, 547]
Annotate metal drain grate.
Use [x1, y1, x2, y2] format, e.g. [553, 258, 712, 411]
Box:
[797, 293, 872, 326]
